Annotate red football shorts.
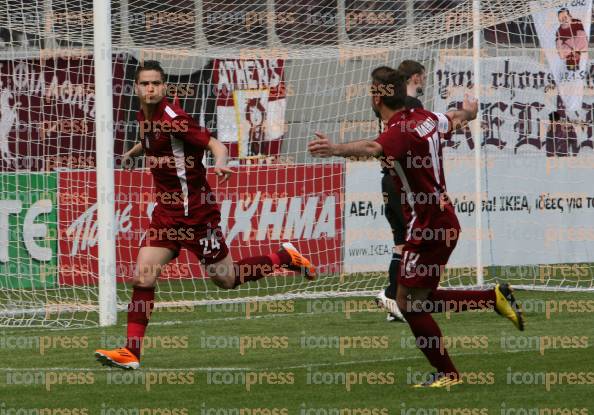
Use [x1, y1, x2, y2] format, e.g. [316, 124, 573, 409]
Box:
[140, 210, 229, 265]
[398, 239, 458, 290]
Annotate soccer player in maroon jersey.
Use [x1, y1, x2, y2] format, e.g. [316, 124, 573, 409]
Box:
[374, 62, 427, 323]
[556, 8, 587, 71]
[95, 61, 315, 370]
[308, 69, 525, 388]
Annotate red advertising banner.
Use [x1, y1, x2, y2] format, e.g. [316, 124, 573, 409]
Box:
[58, 164, 343, 285]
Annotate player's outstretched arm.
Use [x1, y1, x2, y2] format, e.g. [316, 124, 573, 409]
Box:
[445, 94, 478, 131]
[207, 137, 233, 183]
[122, 142, 143, 170]
[308, 132, 382, 159]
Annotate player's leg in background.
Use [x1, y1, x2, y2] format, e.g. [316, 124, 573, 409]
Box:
[382, 173, 404, 300]
[204, 251, 286, 289]
[126, 246, 176, 359]
[205, 242, 316, 290]
[183, 222, 316, 290]
[386, 244, 403, 298]
[426, 284, 524, 330]
[205, 253, 241, 289]
[377, 173, 405, 321]
[402, 260, 524, 330]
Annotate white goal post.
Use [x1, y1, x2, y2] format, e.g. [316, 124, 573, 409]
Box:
[93, 0, 117, 327]
[0, 0, 592, 328]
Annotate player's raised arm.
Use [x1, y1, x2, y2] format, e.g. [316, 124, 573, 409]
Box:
[207, 136, 233, 183]
[444, 93, 478, 131]
[308, 132, 383, 159]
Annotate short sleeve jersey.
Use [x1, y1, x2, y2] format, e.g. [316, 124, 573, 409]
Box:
[136, 97, 219, 221]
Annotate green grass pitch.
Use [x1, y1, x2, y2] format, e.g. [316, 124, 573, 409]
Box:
[1, 290, 593, 412]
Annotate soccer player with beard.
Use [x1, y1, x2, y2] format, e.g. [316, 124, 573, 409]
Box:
[308, 69, 524, 388]
[94, 61, 315, 370]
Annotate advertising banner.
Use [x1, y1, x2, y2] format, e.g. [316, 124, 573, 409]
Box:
[434, 54, 594, 267]
[0, 173, 57, 288]
[58, 164, 343, 285]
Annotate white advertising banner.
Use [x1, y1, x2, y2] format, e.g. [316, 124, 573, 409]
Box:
[434, 54, 594, 267]
[343, 161, 395, 273]
[443, 156, 594, 267]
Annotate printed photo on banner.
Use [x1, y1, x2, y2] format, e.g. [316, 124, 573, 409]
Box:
[529, 0, 592, 118]
[212, 59, 286, 160]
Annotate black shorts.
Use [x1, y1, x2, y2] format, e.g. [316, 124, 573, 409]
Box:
[381, 172, 406, 246]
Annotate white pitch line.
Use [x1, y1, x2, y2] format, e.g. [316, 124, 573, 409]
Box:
[0, 311, 333, 335]
[0, 348, 532, 372]
[0, 367, 252, 372]
[150, 311, 321, 326]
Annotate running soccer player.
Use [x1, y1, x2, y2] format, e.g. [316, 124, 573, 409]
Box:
[373, 62, 426, 323]
[94, 61, 315, 370]
[308, 69, 524, 388]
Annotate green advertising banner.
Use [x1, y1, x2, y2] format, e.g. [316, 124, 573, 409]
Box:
[0, 173, 58, 289]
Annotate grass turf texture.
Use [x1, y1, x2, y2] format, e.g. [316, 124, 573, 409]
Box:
[0, 291, 593, 411]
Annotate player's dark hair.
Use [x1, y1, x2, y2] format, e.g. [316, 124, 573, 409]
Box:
[397, 60, 425, 80]
[135, 60, 166, 83]
[371, 66, 394, 134]
[549, 111, 565, 122]
[371, 66, 394, 79]
[558, 7, 570, 15]
[370, 67, 407, 110]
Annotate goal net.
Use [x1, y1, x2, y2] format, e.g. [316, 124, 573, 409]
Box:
[0, 0, 592, 327]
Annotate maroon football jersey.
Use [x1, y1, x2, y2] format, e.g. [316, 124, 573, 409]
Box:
[376, 108, 460, 246]
[136, 97, 219, 222]
[556, 19, 586, 68]
[556, 19, 585, 44]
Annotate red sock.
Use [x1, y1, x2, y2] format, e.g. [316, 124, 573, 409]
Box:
[402, 311, 459, 377]
[233, 249, 293, 287]
[234, 255, 274, 287]
[270, 250, 291, 267]
[125, 286, 155, 359]
[428, 289, 496, 313]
